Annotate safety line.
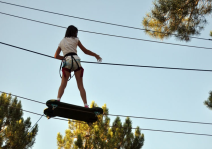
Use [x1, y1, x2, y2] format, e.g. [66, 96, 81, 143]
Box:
[130, 127, 212, 137]
[107, 114, 212, 125]
[0, 90, 46, 104]
[28, 114, 44, 133]
[1, 91, 212, 125]
[80, 61, 212, 72]
[0, 91, 94, 114]
[20, 114, 44, 148]
[53, 118, 212, 137]
[0, 12, 212, 50]
[0, 1, 211, 41]
[1, 103, 212, 137]
[55, 119, 212, 137]
[0, 102, 81, 124]
[1, 42, 212, 72]
[0, 102, 43, 116]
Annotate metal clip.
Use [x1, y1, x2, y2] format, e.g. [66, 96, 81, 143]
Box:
[51, 104, 58, 110]
[94, 112, 100, 116]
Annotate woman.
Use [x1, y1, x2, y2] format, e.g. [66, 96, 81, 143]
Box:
[54, 25, 102, 108]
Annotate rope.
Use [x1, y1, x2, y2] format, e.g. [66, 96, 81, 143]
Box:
[0, 90, 46, 105]
[1, 42, 212, 73]
[28, 114, 44, 133]
[0, 12, 212, 50]
[19, 114, 44, 149]
[1, 91, 212, 125]
[0, 91, 95, 114]
[107, 114, 212, 125]
[0, 0, 211, 41]
[2, 103, 212, 137]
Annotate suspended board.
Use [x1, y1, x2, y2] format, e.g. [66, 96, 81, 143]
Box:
[44, 100, 103, 124]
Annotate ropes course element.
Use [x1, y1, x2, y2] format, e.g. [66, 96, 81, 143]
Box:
[0, 102, 81, 123]
[1, 42, 212, 73]
[0, 12, 212, 50]
[1, 0, 212, 139]
[1, 102, 212, 137]
[0, 0, 211, 41]
[1, 91, 212, 126]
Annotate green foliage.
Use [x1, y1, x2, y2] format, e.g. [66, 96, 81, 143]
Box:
[57, 101, 144, 149]
[74, 134, 83, 148]
[204, 91, 212, 110]
[142, 0, 212, 42]
[57, 128, 74, 149]
[0, 93, 38, 148]
[210, 31, 212, 37]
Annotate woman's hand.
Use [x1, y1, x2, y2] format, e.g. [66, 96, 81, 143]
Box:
[95, 55, 102, 62]
[78, 40, 102, 62]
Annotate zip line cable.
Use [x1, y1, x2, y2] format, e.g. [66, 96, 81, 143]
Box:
[1, 91, 212, 126]
[1, 41, 212, 73]
[0, 12, 212, 50]
[0, 0, 211, 41]
[1, 103, 212, 137]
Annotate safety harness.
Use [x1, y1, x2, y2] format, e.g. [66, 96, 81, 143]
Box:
[59, 52, 84, 81]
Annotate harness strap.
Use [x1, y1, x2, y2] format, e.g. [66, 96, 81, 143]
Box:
[62, 67, 84, 78]
[59, 60, 65, 78]
[64, 52, 77, 57]
[59, 52, 83, 81]
[72, 55, 80, 69]
[70, 56, 74, 71]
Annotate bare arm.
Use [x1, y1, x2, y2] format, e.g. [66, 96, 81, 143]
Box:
[54, 47, 64, 60]
[78, 40, 102, 62]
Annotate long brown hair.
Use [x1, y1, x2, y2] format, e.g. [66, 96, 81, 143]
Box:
[65, 25, 78, 38]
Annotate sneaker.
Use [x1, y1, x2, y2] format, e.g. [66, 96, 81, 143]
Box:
[85, 105, 89, 108]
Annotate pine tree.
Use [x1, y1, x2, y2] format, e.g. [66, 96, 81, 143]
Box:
[57, 101, 144, 149]
[142, 0, 212, 42]
[0, 93, 38, 148]
[204, 91, 212, 110]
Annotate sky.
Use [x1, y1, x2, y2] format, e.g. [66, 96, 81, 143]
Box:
[0, 0, 212, 149]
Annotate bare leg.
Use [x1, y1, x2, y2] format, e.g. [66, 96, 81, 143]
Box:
[75, 69, 87, 105]
[57, 70, 70, 100]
